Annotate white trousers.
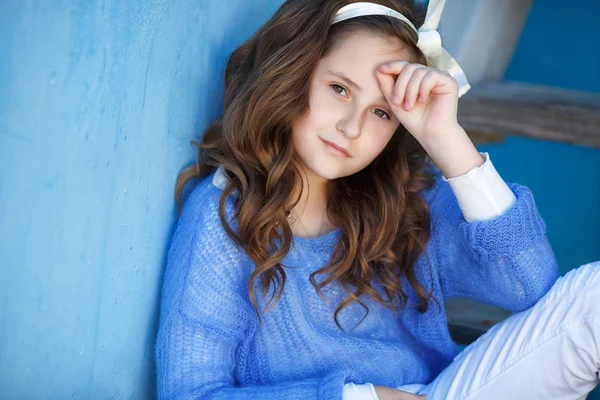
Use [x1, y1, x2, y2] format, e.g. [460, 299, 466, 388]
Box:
[397, 261, 600, 400]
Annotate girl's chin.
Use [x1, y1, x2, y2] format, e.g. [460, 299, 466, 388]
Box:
[298, 155, 362, 181]
[308, 164, 354, 181]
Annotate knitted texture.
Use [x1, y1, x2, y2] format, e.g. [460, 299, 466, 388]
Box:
[155, 169, 559, 399]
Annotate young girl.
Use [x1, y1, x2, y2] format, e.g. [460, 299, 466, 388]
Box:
[155, 0, 600, 399]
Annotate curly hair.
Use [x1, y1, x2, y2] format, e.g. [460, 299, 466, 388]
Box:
[175, 0, 440, 331]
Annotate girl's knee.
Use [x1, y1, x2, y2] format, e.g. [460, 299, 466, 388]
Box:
[562, 261, 600, 290]
[568, 262, 600, 314]
[583, 260, 600, 270]
[541, 261, 600, 312]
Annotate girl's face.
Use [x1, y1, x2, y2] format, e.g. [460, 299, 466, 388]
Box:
[292, 29, 414, 181]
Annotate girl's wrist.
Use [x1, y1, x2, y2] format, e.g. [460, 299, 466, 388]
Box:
[421, 124, 485, 179]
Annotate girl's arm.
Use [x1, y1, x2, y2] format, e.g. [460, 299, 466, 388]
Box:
[155, 182, 358, 399]
[376, 62, 559, 311]
[423, 165, 560, 312]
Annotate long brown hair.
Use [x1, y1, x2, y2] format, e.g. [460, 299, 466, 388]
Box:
[176, 0, 440, 330]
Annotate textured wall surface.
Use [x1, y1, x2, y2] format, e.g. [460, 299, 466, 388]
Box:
[0, 1, 283, 398]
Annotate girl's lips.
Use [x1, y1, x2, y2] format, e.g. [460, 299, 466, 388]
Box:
[319, 138, 351, 158]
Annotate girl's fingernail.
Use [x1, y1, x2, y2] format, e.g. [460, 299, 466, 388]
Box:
[392, 95, 401, 104]
[404, 101, 411, 110]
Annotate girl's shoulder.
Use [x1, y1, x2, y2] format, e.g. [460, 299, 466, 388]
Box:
[164, 168, 253, 322]
[174, 166, 251, 266]
[177, 167, 238, 234]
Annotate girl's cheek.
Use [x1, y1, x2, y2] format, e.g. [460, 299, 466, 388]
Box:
[370, 131, 393, 153]
[320, 89, 339, 109]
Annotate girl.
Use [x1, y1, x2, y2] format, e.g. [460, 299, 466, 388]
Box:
[155, 0, 600, 399]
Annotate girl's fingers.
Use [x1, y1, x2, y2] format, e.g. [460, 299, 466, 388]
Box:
[378, 60, 411, 75]
[416, 70, 438, 105]
[375, 69, 398, 107]
[377, 62, 452, 110]
[377, 61, 412, 105]
[403, 68, 428, 110]
[390, 63, 420, 106]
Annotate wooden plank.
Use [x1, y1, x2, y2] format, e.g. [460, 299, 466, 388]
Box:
[458, 81, 600, 149]
[445, 298, 512, 345]
[465, 130, 506, 146]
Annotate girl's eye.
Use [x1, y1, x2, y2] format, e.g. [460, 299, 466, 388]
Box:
[372, 109, 391, 120]
[330, 84, 347, 96]
[330, 84, 390, 120]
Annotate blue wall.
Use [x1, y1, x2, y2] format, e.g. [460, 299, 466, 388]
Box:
[0, 0, 284, 398]
[0, 0, 598, 398]
[478, 0, 600, 275]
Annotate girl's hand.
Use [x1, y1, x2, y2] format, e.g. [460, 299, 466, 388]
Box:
[374, 386, 428, 400]
[375, 61, 460, 146]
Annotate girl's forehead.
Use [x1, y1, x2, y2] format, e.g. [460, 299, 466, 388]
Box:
[318, 33, 412, 79]
[324, 30, 412, 64]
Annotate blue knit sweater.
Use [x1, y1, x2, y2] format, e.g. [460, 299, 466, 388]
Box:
[155, 168, 559, 399]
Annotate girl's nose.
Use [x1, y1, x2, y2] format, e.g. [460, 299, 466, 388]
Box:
[336, 109, 363, 139]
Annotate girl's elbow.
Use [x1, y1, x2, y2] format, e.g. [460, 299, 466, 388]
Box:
[512, 260, 560, 312]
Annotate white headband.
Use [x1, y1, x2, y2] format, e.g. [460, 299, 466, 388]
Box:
[331, 1, 471, 97]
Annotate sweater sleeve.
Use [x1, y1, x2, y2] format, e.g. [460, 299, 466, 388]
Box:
[424, 171, 560, 312]
[155, 180, 358, 400]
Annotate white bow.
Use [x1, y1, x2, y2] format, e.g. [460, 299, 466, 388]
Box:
[332, 0, 471, 97]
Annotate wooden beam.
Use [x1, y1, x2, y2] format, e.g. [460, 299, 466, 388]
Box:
[465, 130, 506, 146]
[458, 81, 600, 149]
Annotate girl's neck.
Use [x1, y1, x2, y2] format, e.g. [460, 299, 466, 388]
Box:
[290, 166, 336, 238]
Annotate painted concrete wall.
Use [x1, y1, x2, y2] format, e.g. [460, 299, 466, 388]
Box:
[0, 0, 284, 398]
[478, 0, 600, 274]
[1, 0, 598, 398]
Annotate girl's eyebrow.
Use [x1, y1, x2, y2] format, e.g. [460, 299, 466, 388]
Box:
[326, 70, 388, 105]
[327, 70, 362, 91]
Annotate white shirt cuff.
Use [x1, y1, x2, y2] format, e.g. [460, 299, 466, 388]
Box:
[343, 383, 379, 400]
[442, 152, 516, 223]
